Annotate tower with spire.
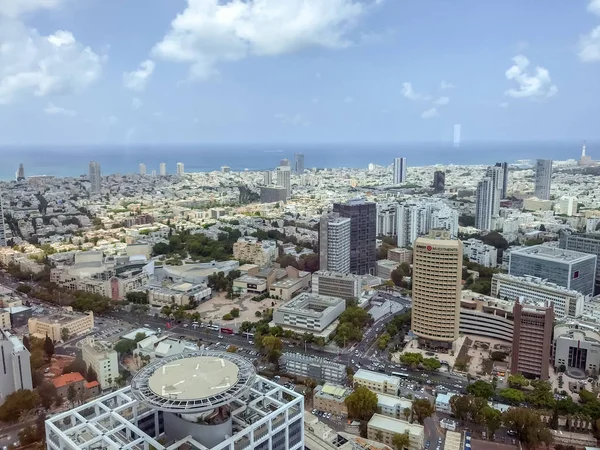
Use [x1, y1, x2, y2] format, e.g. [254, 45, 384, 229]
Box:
[579, 140, 593, 166]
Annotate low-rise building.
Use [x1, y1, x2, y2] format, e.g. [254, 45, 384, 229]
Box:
[233, 237, 277, 267]
[462, 238, 498, 268]
[377, 393, 412, 420]
[444, 431, 462, 450]
[52, 372, 86, 399]
[367, 414, 424, 450]
[376, 260, 400, 280]
[313, 384, 350, 415]
[387, 248, 413, 264]
[279, 353, 346, 384]
[135, 334, 200, 360]
[0, 310, 10, 329]
[28, 310, 94, 341]
[553, 321, 600, 375]
[311, 271, 361, 300]
[460, 293, 514, 343]
[146, 282, 211, 307]
[269, 277, 306, 301]
[260, 186, 288, 204]
[353, 369, 400, 396]
[435, 393, 457, 413]
[233, 275, 268, 295]
[81, 338, 118, 389]
[273, 293, 346, 332]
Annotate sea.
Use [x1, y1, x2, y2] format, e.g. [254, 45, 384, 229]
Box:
[0, 141, 593, 180]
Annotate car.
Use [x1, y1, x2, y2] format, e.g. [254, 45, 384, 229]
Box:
[218, 335, 224, 339]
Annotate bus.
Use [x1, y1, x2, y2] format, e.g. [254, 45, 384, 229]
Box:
[242, 332, 254, 338]
[392, 371, 409, 378]
[208, 324, 220, 331]
[220, 327, 234, 335]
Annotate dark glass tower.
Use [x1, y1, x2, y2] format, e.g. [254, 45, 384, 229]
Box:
[433, 171, 445, 193]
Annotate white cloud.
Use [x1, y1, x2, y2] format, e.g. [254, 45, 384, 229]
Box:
[589, 0, 600, 16]
[344, 96, 354, 103]
[0, 0, 62, 18]
[401, 82, 423, 100]
[44, 102, 77, 116]
[499, 102, 509, 108]
[421, 108, 438, 119]
[274, 113, 310, 127]
[504, 55, 557, 99]
[152, 0, 371, 79]
[132, 97, 142, 110]
[123, 60, 155, 91]
[579, 26, 600, 62]
[439, 80, 454, 90]
[433, 96, 449, 106]
[0, 18, 104, 104]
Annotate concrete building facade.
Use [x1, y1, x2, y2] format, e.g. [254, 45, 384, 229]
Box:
[367, 415, 424, 450]
[353, 369, 400, 395]
[393, 157, 407, 184]
[279, 353, 346, 384]
[233, 237, 277, 267]
[311, 271, 361, 300]
[534, 159, 553, 200]
[273, 293, 346, 332]
[0, 330, 32, 404]
[553, 321, 600, 375]
[560, 231, 600, 295]
[82, 337, 118, 389]
[333, 200, 377, 275]
[319, 213, 351, 274]
[29, 311, 94, 341]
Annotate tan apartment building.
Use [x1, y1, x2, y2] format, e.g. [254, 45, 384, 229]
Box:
[82, 338, 118, 389]
[29, 310, 94, 341]
[387, 248, 413, 264]
[511, 301, 554, 380]
[353, 369, 400, 396]
[367, 414, 424, 450]
[232, 237, 277, 267]
[377, 393, 413, 420]
[411, 231, 462, 347]
[313, 384, 350, 416]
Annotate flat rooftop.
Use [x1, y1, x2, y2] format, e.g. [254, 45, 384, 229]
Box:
[38, 312, 90, 325]
[511, 245, 597, 263]
[314, 271, 360, 281]
[148, 356, 239, 401]
[354, 369, 400, 385]
[368, 414, 423, 435]
[277, 292, 344, 315]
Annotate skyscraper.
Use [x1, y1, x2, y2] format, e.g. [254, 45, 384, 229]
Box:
[16, 163, 25, 181]
[392, 157, 407, 184]
[534, 159, 552, 200]
[475, 166, 503, 231]
[319, 212, 351, 274]
[159, 162, 166, 176]
[0, 194, 7, 247]
[280, 158, 290, 167]
[294, 153, 305, 174]
[88, 161, 101, 193]
[176, 162, 185, 176]
[333, 200, 377, 275]
[453, 124, 461, 147]
[0, 330, 32, 403]
[276, 166, 291, 198]
[495, 162, 509, 199]
[433, 171, 445, 193]
[411, 231, 462, 347]
[139, 163, 147, 176]
[263, 171, 273, 186]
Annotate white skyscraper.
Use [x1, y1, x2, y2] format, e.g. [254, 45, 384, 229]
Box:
[159, 162, 166, 176]
[139, 163, 147, 176]
[475, 166, 503, 231]
[376, 203, 399, 236]
[176, 162, 185, 176]
[396, 202, 458, 247]
[88, 161, 101, 193]
[276, 165, 291, 198]
[393, 157, 407, 184]
[534, 159, 552, 200]
[0, 330, 32, 404]
[453, 124, 461, 147]
[319, 212, 351, 274]
[263, 170, 273, 185]
[0, 194, 7, 247]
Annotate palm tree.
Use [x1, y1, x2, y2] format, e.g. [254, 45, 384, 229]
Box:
[402, 407, 411, 422]
[392, 431, 410, 450]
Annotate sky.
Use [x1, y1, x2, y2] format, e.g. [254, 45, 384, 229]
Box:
[0, 0, 599, 145]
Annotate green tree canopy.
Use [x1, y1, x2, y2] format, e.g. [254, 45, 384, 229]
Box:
[498, 388, 525, 405]
[503, 407, 553, 449]
[392, 431, 410, 450]
[466, 380, 495, 399]
[507, 374, 529, 389]
[344, 386, 378, 422]
[0, 390, 40, 423]
[412, 398, 435, 424]
[482, 406, 503, 439]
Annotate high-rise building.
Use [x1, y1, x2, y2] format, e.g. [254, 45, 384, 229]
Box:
[294, 153, 305, 174]
[396, 202, 459, 247]
[159, 162, 166, 176]
[280, 158, 290, 167]
[276, 166, 291, 198]
[176, 162, 185, 176]
[495, 162, 509, 199]
[0, 194, 7, 247]
[534, 159, 552, 200]
[88, 161, 101, 193]
[139, 163, 147, 176]
[376, 203, 398, 237]
[46, 350, 304, 450]
[453, 124, 461, 147]
[0, 330, 33, 404]
[511, 301, 554, 380]
[475, 166, 503, 231]
[393, 157, 407, 184]
[221, 165, 231, 173]
[263, 170, 273, 185]
[333, 200, 377, 275]
[433, 171, 445, 193]
[15, 163, 25, 181]
[560, 230, 600, 295]
[411, 230, 462, 347]
[319, 213, 351, 274]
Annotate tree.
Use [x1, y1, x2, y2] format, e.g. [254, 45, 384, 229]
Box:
[226, 345, 238, 353]
[490, 351, 507, 362]
[482, 406, 503, 438]
[392, 431, 411, 450]
[0, 389, 40, 423]
[44, 334, 54, 360]
[114, 339, 137, 354]
[450, 395, 487, 424]
[260, 335, 283, 363]
[38, 381, 58, 409]
[304, 378, 318, 397]
[422, 358, 441, 371]
[503, 407, 553, 449]
[412, 398, 434, 424]
[86, 365, 98, 382]
[22, 335, 31, 352]
[507, 374, 529, 389]
[344, 386, 378, 422]
[390, 268, 404, 286]
[402, 407, 411, 421]
[400, 352, 423, 369]
[466, 380, 494, 399]
[526, 380, 554, 409]
[61, 327, 70, 342]
[499, 388, 525, 405]
[63, 357, 87, 377]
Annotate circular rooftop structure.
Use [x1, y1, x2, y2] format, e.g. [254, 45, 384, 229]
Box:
[130, 350, 256, 413]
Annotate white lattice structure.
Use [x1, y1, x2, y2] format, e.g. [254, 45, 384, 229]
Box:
[46, 351, 304, 450]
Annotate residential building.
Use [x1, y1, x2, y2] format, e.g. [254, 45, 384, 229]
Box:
[28, 310, 94, 341]
[0, 330, 32, 404]
[511, 301, 554, 380]
[367, 415, 424, 450]
[462, 238, 498, 268]
[273, 293, 346, 332]
[81, 337, 118, 389]
[559, 197, 577, 216]
[396, 202, 459, 247]
[376, 259, 400, 280]
[139, 163, 147, 176]
[376, 393, 412, 420]
[333, 200, 377, 275]
[495, 162, 509, 199]
[319, 213, 351, 274]
[560, 231, 600, 295]
[233, 275, 268, 295]
[444, 431, 463, 450]
[534, 159, 553, 200]
[387, 248, 413, 264]
[353, 369, 400, 395]
[312, 271, 361, 300]
[553, 321, 600, 375]
[276, 165, 292, 198]
[147, 282, 211, 307]
[393, 157, 407, 184]
[0, 310, 10, 329]
[279, 353, 346, 384]
[88, 161, 101, 193]
[313, 384, 350, 415]
[433, 171, 445, 193]
[260, 186, 288, 204]
[159, 162, 166, 176]
[221, 165, 231, 173]
[294, 153, 305, 174]
[491, 273, 585, 318]
[411, 231, 462, 347]
[176, 162, 184, 175]
[475, 166, 503, 231]
[509, 245, 597, 296]
[233, 237, 277, 267]
[0, 195, 7, 247]
[376, 202, 399, 237]
[435, 393, 457, 413]
[263, 171, 272, 185]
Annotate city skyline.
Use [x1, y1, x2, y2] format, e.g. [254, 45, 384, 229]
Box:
[0, 0, 600, 145]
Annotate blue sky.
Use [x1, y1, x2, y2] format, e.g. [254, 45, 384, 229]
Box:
[0, 0, 599, 145]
